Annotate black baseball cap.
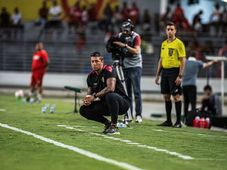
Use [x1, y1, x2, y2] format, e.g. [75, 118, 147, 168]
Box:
[121, 19, 134, 32]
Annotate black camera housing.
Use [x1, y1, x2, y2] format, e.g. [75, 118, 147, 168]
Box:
[106, 36, 128, 61]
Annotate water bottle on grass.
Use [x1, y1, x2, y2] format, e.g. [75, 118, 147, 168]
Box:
[50, 104, 56, 113]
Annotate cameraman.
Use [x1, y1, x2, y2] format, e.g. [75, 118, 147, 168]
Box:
[113, 19, 143, 123]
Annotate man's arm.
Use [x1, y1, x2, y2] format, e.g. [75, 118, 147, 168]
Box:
[95, 77, 116, 98]
[175, 57, 186, 85]
[203, 60, 217, 69]
[176, 40, 186, 78]
[83, 87, 93, 106]
[155, 58, 162, 85]
[42, 50, 49, 68]
[179, 57, 186, 77]
[83, 77, 116, 105]
[129, 35, 141, 55]
[87, 87, 92, 95]
[113, 42, 140, 55]
[113, 35, 141, 55]
[126, 45, 140, 55]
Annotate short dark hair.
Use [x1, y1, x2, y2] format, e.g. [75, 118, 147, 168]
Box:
[204, 85, 212, 91]
[166, 21, 176, 28]
[90, 51, 103, 61]
[90, 51, 101, 57]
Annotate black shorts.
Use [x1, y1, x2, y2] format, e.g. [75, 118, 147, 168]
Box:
[161, 68, 182, 95]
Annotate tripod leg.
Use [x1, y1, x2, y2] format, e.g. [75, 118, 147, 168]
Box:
[116, 65, 133, 121]
[116, 65, 127, 95]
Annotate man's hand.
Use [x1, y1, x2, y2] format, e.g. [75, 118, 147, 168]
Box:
[175, 76, 182, 86]
[83, 95, 95, 106]
[155, 75, 160, 85]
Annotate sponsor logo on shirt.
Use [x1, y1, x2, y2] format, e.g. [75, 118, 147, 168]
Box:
[168, 48, 174, 57]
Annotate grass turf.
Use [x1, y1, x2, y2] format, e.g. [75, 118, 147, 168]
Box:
[0, 95, 227, 170]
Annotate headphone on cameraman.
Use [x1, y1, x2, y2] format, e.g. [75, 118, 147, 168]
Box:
[121, 19, 135, 32]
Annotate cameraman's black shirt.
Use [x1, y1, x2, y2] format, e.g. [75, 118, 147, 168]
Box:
[87, 65, 128, 100]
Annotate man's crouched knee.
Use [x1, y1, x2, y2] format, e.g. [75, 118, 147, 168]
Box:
[79, 105, 87, 117]
[104, 92, 118, 101]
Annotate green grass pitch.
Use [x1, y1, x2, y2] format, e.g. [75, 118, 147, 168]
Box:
[0, 95, 227, 170]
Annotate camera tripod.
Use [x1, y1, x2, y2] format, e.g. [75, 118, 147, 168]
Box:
[113, 59, 133, 122]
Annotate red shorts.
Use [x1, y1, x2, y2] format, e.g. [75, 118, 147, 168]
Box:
[30, 71, 45, 87]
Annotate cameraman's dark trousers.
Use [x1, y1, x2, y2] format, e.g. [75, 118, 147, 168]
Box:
[80, 93, 130, 125]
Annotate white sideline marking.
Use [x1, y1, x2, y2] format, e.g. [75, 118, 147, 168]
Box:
[153, 128, 227, 139]
[152, 129, 164, 132]
[0, 109, 6, 112]
[196, 158, 226, 161]
[58, 125, 194, 160]
[0, 123, 143, 170]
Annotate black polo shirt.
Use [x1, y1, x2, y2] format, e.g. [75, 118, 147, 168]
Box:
[87, 65, 127, 99]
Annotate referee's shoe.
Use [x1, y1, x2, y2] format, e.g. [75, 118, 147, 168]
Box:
[173, 122, 182, 128]
[158, 120, 173, 127]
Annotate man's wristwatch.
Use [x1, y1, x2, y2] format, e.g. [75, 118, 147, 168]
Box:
[125, 44, 127, 48]
[178, 74, 183, 78]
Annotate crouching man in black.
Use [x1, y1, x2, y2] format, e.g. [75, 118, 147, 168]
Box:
[79, 52, 130, 135]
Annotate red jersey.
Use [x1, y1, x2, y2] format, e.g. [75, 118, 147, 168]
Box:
[32, 50, 49, 71]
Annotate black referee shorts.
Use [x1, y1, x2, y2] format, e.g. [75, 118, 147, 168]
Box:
[161, 68, 182, 95]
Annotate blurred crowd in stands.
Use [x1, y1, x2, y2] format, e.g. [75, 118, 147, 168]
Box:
[1, 1, 227, 35]
[160, 2, 227, 36]
[0, 1, 226, 63]
[0, 6, 23, 38]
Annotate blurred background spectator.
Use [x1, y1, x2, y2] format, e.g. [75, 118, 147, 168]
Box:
[192, 9, 203, 32]
[0, 0, 226, 77]
[0, 7, 11, 28]
[35, 1, 49, 27]
[45, 0, 62, 29]
[11, 7, 23, 38]
[128, 1, 140, 25]
[210, 2, 222, 36]
[11, 7, 22, 27]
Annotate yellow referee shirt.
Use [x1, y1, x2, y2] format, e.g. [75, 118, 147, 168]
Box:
[160, 38, 186, 69]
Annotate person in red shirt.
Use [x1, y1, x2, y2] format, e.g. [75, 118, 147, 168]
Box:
[121, 2, 130, 21]
[128, 2, 140, 25]
[172, 3, 184, 28]
[29, 42, 49, 102]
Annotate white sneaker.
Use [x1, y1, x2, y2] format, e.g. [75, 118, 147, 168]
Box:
[29, 97, 36, 103]
[135, 115, 142, 123]
[123, 115, 132, 124]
